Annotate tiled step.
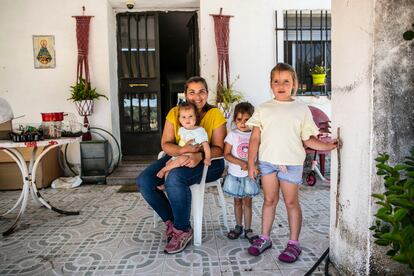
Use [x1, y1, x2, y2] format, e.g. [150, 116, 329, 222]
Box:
[106, 158, 154, 185]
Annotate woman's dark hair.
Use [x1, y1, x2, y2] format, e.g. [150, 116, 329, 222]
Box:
[233, 102, 255, 122]
[184, 76, 213, 113]
[178, 102, 200, 126]
[184, 76, 208, 92]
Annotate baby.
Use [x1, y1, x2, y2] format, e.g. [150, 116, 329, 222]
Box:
[156, 102, 211, 183]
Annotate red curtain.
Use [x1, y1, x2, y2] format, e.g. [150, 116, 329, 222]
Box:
[212, 13, 232, 101]
[73, 16, 93, 84]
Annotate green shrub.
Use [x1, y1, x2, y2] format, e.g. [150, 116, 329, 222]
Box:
[403, 23, 414, 41]
[370, 149, 414, 270]
[216, 76, 244, 117]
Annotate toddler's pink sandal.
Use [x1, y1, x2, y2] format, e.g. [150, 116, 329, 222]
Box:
[278, 243, 301, 263]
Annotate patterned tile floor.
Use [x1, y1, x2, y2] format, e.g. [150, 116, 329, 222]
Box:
[0, 183, 330, 275]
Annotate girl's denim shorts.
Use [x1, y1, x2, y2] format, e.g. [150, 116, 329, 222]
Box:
[258, 161, 303, 185]
[223, 175, 260, 198]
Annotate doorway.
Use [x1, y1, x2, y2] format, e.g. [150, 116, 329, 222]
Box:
[116, 11, 199, 156]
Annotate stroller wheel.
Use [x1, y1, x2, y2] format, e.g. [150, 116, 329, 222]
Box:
[306, 172, 317, 186]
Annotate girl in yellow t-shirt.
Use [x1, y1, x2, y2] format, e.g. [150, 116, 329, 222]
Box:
[246, 63, 339, 263]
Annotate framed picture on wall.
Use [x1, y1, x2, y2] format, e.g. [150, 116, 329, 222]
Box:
[33, 35, 56, 69]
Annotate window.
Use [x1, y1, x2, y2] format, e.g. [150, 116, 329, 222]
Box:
[276, 10, 331, 95]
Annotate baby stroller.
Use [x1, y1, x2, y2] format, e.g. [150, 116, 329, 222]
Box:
[305, 106, 332, 186]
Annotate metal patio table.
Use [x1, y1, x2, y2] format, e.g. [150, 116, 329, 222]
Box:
[0, 137, 81, 235]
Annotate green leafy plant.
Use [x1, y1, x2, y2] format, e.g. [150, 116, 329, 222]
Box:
[310, 64, 329, 75]
[369, 149, 414, 270]
[403, 23, 414, 41]
[68, 78, 108, 102]
[217, 76, 244, 117]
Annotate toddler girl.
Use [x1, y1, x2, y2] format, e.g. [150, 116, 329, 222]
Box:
[157, 102, 211, 181]
[246, 63, 338, 263]
[223, 102, 260, 243]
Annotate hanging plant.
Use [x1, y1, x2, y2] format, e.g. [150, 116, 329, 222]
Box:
[68, 78, 108, 102]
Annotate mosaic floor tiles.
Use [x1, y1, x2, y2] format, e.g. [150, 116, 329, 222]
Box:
[0, 183, 330, 275]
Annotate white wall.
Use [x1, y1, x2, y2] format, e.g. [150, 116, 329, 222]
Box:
[0, 0, 113, 134]
[330, 0, 414, 274]
[0, 0, 330, 158]
[199, 0, 331, 106]
[329, 0, 374, 272]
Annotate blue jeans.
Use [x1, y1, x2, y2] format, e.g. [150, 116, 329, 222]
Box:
[136, 155, 224, 230]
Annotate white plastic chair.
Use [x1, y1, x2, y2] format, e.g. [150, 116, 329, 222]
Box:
[153, 152, 229, 246]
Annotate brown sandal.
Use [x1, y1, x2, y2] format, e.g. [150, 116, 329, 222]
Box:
[227, 225, 243, 240]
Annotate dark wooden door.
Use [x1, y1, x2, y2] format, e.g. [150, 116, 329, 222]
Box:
[186, 13, 200, 77]
[117, 12, 161, 155]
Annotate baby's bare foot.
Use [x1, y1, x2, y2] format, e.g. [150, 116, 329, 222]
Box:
[156, 170, 166, 178]
[156, 185, 165, 191]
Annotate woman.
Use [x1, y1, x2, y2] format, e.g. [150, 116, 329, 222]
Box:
[137, 76, 226, 254]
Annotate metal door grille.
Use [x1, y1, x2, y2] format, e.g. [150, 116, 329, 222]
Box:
[123, 92, 158, 133]
[276, 10, 331, 95]
[117, 13, 156, 79]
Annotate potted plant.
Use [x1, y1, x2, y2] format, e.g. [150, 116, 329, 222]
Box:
[216, 76, 244, 119]
[310, 64, 329, 85]
[68, 77, 108, 116]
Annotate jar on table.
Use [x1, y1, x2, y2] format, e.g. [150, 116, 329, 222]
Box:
[41, 112, 64, 139]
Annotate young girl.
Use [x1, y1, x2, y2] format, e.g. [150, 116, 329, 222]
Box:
[157, 102, 211, 181]
[223, 102, 260, 243]
[246, 63, 338, 263]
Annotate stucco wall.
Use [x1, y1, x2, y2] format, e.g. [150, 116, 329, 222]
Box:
[0, 0, 331, 150]
[370, 0, 414, 274]
[330, 0, 413, 274]
[199, 0, 330, 106]
[0, 0, 113, 135]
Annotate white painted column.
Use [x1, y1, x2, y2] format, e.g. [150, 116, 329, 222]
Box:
[330, 0, 413, 274]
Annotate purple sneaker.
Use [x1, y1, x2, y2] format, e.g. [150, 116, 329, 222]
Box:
[247, 237, 272, 256]
[165, 220, 174, 242]
[164, 227, 193, 254]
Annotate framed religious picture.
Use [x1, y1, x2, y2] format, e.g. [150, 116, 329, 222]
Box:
[33, 35, 56, 69]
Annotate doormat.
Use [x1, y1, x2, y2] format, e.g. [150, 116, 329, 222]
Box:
[117, 184, 139, 193]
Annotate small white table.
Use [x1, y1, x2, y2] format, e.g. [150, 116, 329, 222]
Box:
[0, 137, 81, 235]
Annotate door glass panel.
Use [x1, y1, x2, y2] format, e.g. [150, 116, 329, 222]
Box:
[138, 15, 156, 78]
[119, 14, 157, 79]
[119, 16, 130, 78]
[132, 94, 141, 132]
[123, 94, 132, 132]
[149, 93, 158, 131]
[138, 94, 148, 131]
[122, 92, 158, 133]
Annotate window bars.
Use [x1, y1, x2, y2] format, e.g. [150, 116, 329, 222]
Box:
[275, 10, 331, 95]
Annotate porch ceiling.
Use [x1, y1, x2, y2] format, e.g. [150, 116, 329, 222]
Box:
[108, 0, 199, 9]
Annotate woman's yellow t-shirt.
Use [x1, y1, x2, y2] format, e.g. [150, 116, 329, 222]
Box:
[166, 107, 226, 144]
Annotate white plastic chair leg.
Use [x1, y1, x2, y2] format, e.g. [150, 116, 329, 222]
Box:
[153, 212, 160, 228]
[215, 179, 229, 231]
[190, 181, 205, 246]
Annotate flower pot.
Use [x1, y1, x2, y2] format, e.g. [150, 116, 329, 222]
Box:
[75, 100, 94, 116]
[312, 74, 326, 85]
